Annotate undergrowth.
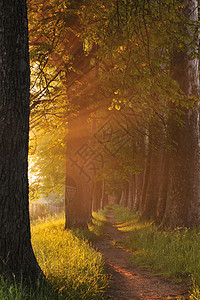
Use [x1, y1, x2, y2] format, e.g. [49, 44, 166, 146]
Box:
[31, 212, 108, 299]
[112, 204, 200, 299]
[87, 208, 108, 239]
[0, 275, 61, 300]
[0, 210, 108, 299]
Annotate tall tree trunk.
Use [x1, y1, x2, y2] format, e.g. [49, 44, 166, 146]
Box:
[141, 149, 162, 220]
[0, 0, 41, 280]
[65, 165, 92, 227]
[132, 131, 145, 213]
[91, 181, 102, 211]
[139, 122, 163, 220]
[127, 173, 134, 209]
[138, 128, 152, 216]
[155, 151, 170, 224]
[133, 173, 143, 212]
[161, 0, 200, 228]
[119, 181, 129, 207]
[100, 179, 106, 209]
[65, 113, 92, 227]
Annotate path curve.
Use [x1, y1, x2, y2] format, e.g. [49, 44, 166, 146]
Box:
[94, 210, 189, 300]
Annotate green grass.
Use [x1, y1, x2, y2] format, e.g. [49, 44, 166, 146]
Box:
[87, 208, 108, 239]
[113, 204, 138, 223]
[0, 275, 60, 300]
[0, 210, 108, 300]
[0, 211, 109, 299]
[31, 213, 108, 299]
[112, 204, 200, 299]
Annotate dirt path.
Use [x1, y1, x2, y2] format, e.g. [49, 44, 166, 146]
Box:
[94, 210, 189, 300]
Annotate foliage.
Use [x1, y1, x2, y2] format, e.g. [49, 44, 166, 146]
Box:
[31, 214, 108, 299]
[27, 0, 87, 201]
[75, 0, 200, 191]
[29, 127, 66, 202]
[27, 0, 80, 122]
[79, 0, 197, 111]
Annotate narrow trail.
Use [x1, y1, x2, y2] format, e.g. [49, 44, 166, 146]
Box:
[94, 210, 189, 300]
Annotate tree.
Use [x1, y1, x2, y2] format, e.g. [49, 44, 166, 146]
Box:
[27, 0, 97, 226]
[0, 0, 42, 280]
[160, 0, 200, 228]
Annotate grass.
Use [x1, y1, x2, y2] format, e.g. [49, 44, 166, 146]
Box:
[0, 275, 60, 300]
[87, 208, 108, 239]
[31, 212, 108, 299]
[112, 204, 200, 299]
[0, 210, 108, 299]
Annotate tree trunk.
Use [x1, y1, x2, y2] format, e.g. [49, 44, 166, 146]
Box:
[155, 151, 169, 224]
[138, 128, 152, 216]
[127, 173, 134, 209]
[119, 182, 129, 207]
[65, 165, 92, 227]
[100, 179, 106, 209]
[65, 113, 93, 227]
[0, 0, 41, 280]
[161, 0, 200, 228]
[133, 173, 143, 212]
[92, 181, 102, 211]
[141, 148, 162, 220]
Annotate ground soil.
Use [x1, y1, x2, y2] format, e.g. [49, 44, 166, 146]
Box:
[94, 210, 190, 300]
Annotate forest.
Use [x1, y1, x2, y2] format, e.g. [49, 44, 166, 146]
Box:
[0, 0, 200, 299]
[29, 0, 200, 228]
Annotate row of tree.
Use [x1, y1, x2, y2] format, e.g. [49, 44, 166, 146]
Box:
[29, 0, 200, 228]
[0, 0, 199, 285]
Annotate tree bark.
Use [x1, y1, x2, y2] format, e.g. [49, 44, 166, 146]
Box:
[0, 0, 41, 280]
[141, 149, 162, 220]
[92, 181, 102, 211]
[127, 173, 134, 209]
[119, 181, 129, 207]
[65, 113, 93, 227]
[155, 151, 169, 224]
[100, 179, 106, 209]
[138, 128, 152, 216]
[161, 0, 200, 228]
[133, 173, 143, 212]
[65, 163, 92, 227]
